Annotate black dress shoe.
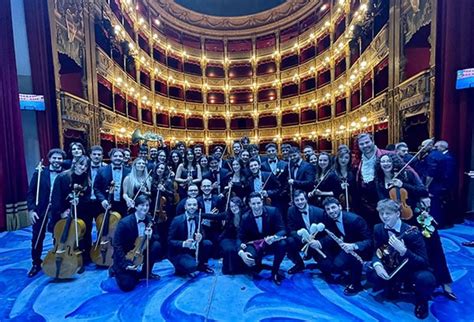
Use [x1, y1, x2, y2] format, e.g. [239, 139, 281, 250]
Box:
[28, 264, 42, 278]
[271, 273, 283, 286]
[414, 301, 429, 319]
[288, 264, 305, 274]
[344, 283, 363, 296]
[198, 265, 214, 274]
[108, 266, 116, 277]
[77, 265, 86, 274]
[148, 272, 161, 280]
[442, 290, 457, 301]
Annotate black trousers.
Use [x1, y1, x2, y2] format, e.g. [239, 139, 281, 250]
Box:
[31, 213, 49, 266]
[115, 240, 162, 292]
[220, 238, 246, 275]
[317, 250, 363, 285]
[170, 240, 213, 275]
[425, 230, 452, 285]
[286, 236, 306, 267]
[81, 200, 102, 262]
[203, 224, 222, 258]
[245, 239, 287, 275]
[367, 267, 436, 303]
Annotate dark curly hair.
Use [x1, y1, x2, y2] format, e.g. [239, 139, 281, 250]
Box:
[375, 153, 408, 181]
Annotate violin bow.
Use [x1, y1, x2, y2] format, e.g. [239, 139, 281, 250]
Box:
[146, 235, 150, 288]
[394, 137, 434, 179]
[195, 209, 202, 265]
[72, 187, 80, 248]
[35, 159, 43, 206]
[225, 183, 233, 212]
[129, 169, 153, 208]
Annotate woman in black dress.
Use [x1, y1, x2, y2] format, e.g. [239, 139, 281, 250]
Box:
[308, 152, 341, 207]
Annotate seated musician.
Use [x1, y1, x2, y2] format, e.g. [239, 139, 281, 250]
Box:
[368, 199, 435, 319]
[112, 195, 162, 292]
[316, 197, 372, 295]
[238, 192, 287, 285]
[168, 197, 214, 277]
[286, 190, 325, 274]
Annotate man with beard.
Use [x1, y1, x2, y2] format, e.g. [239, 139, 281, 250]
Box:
[287, 147, 316, 193]
[26, 148, 66, 277]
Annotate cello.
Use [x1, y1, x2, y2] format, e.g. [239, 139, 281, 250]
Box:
[91, 181, 121, 266]
[42, 184, 86, 279]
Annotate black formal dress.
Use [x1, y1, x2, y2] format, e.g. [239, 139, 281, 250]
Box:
[317, 211, 372, 286]
[238, 206, 287, 276]
[112, 214, 161, 292]
[286, 205, 325, 268]
[368, 222, 436, 304]
[308, 170, 342, 208]
[219, 211, 246, 275]
[168, 214, 213, 275]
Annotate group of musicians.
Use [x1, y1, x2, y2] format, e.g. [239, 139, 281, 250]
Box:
[26, 133, 459, 319]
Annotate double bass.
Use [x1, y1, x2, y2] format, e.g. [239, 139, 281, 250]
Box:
[91, 181, 121, 266]
[42, 184, 86, 279]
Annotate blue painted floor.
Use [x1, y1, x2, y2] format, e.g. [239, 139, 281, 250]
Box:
[1, 224, 473, 321]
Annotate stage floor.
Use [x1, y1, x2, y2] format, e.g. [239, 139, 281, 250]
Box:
[1, 224, 473, 321]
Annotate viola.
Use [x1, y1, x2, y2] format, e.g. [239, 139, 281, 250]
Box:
[153, 179, 168, 224]
[91, 181, 121, 267]
[388, 186, 413, 220]
[126, 222, 153, 268]
[43, 185, 86, 279]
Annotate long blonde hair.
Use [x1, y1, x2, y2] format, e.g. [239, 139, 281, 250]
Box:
[125, 158, 151, 197]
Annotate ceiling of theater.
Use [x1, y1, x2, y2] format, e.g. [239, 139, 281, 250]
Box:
[174, 0, 287, 17]
[148, 0, 320, 36]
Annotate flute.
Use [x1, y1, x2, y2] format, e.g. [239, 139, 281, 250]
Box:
[324, 228, 364, 264]
[195, 209, 202, 265]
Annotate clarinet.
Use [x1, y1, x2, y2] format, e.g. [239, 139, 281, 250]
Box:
[324, 228, 364, 264]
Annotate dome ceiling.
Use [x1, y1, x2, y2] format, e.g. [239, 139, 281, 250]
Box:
[148, 0, 320, 36]
[174, 0, 287, 17]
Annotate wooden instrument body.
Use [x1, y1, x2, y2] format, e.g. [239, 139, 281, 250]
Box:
[126, 235, 147, 267]
[90, 211, 121, 266]
[389, 187, 413, 220]
[376, 226, 417, 274]
[154, 195, 168, 223]
[42, 216, 86, 279]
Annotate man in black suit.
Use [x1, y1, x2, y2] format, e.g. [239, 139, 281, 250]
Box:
[204, 156, 230, 195]
[112, 195, 161, 292]
[286, 190, 325, 274]
[369, 199, 435, 319]
[248, 158, 281, 203]
[26, 148, 66, 277]
[288, 147, 316, 193]
[94, 148, 130, 217]
[176, 184, 200, 215]
[238, 192, 287, 285]
[168, 197, 214, 276]
[315, 197, 372, 295]
[197, 179, 224, 257]
[260, 143, 287, 178]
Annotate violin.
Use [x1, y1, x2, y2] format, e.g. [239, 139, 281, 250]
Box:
[126, 222, 153, 268]
[43, 184, 86, 279]
[153, 178, 168, 224]
[91, 181, 121, 266]
[387, 179, 413, 220]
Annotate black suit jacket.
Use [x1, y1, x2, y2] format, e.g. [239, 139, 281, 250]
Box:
[238, 206, 286, 243]
[287, 205, 325, 238]
[112, 214, 157, 271]
[27, 168, 55, 216]
[261, 159, 288, 177]
[372, 222, 430, 271]
[319, 211, 372, 256]
[93, 165, 130, 202]
[290, 161, 316, 191]
[168, 214, 207, 259]
[247, 171, 281, 199]
[203, 168, 231, 194]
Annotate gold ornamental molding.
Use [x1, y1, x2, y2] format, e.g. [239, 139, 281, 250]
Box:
[147, 0, 322, 37]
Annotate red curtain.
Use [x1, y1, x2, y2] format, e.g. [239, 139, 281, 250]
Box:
[24, 0, 60, 157]
[0, 0, 28, 230]
[435, 0, 474, 215]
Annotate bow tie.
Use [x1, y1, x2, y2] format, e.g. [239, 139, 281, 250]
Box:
[385, 227, 399, 235]
[269, 160, 276, 164]
[203, 198, 212, 202]
[253, 214, 263, 219]
[137, 219, 146, 224]
[187, 216, 196, 221]
[50, 169, 62, 173]
[300, 211, 308, 215]
[252, 174, 260, 178]
[112, 166, 121, 171]
[91, 165, 100, 169]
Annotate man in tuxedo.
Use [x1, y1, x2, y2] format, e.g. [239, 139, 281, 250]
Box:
[26, 148, 66, 277]
[112, 195, 161, 292]
[123, 148, 132, 169]
[287, 147, 316, 193]
[197, 179, 224, 256]
[204, 156, 230, 195]
[238, 192, 287, 285]
[369, 199, 435, 319]
[94, 148, 130, 216]
[314, 197, 372, 295]
[193, 144, 204, 161]
[147, 147, 159, 171]
[176, 184, 200, 215]
[261, 143, 287, 177]
[303, 145, 316, 162]
[286, 190, 325, 274]
[168, 197, 214, 276]
[281, 143, 292, 162]
[248, 158, 281, 204]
